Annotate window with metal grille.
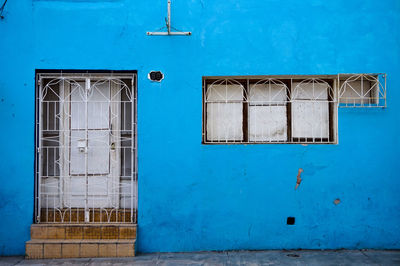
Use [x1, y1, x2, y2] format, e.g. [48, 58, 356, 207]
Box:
[202, 76, 338, 144]
[338, 73, 386, 108]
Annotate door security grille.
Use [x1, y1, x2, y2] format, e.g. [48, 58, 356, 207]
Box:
[35, 72, 137, 223]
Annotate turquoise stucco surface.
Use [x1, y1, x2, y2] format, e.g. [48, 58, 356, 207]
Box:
[0, 0, 399, 255]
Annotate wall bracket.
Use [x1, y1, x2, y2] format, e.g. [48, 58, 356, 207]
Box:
[147, 0, 191, 36]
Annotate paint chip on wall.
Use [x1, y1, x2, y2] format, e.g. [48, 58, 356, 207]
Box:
[295, 168, 303, 190]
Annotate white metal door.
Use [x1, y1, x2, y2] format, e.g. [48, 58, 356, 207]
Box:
[64, 79, 120, 211]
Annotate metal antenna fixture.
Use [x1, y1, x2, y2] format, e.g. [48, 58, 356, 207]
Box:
[147, 0, 191, 36]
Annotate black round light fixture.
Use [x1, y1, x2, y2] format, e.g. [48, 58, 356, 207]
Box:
[148, 71, 164, 82]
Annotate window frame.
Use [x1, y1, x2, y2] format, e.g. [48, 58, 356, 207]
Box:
[202, 75, 339, 145]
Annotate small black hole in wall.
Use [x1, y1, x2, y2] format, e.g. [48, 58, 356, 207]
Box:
[148, 71, 164, 82]
[287, 217, 295, 225]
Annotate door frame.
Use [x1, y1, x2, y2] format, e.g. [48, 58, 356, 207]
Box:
[34, 70, 138, 223]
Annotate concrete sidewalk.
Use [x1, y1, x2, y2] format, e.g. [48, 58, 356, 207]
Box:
[1, 250, 399, 265]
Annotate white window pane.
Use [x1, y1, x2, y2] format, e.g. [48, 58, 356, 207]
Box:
[88, 176, 108, 196]
[292, 82, 328, 100]
[70, 130, 86, 174]
[40, 177, 60, 208]
[70, 131, 110, 175]
[249, 84, 287, 103]
[71, 82, 86, 129]
[340, 80, 378, 104]
[88, 100, 109, 129]
[206, 103, 243, 141]
[88, 82, 110, 129]
[249, 106, 287, 141]
[120, 180, 137, 208]
[292, 81, 330, 139]
[87, 130, 109, 174]
[207, 84, 243, 101]
[292, 102, 329, 138]
[66, 176, 86, 208]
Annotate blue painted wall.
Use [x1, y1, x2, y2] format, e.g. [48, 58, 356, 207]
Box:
[0, 0, 399, 255]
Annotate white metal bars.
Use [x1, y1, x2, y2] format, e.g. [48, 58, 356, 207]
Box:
[248, 79, 290, 142]
[291, 79, 336, 143]
[203, 77, 338, 144]
[35, 73, 137, 223]
[204, 79, 247, 142]
[338, 73, 386, 107]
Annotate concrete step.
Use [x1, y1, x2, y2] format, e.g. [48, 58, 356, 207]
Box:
[26, 239, 136, 259]
[31, 224, 136, 240]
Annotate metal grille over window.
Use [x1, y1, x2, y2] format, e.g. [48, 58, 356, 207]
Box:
[35, 73, 137, 223]
[205, 79, 247, 142]
[338, 73, 386, 108]
[249, 79, 289, 142]
[203, 76, 339, 144]
[291, 79, 335, 143]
